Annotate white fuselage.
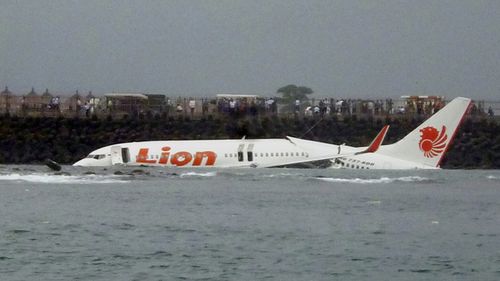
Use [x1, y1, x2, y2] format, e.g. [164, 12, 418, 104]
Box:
[73, 138, 434, 169]
[73, 138, 344, 168]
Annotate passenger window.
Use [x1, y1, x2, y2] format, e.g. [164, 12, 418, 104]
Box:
[238, 151, 243, 162]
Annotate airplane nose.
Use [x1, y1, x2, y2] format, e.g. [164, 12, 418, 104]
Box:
[73, 158, 88, 166]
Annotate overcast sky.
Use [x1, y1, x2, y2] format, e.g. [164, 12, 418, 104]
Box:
[1, 0, 499, 99]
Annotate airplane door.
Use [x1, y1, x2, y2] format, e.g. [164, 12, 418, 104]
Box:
[121, 147, 130, 163]
[110, 146, 124, 165]
[237, 144, 244, 162]
[247, 144, 254, 162]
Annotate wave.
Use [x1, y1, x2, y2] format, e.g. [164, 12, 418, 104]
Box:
[179, 171, 217, 178]
[315, 176, 430, 184]
[0, 173, 130, 184]
[487, 175, 500, 180]
[262, 172, 305, 178]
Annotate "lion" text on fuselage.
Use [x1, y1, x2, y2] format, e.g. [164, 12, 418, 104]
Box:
[136, 146, 217, 166]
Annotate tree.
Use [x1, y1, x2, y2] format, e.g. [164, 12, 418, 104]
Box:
[277, 84, 313, 102]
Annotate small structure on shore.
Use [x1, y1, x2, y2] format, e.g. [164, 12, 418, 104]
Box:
[0, 86, 14, 113]
[104, 93, 150, 116]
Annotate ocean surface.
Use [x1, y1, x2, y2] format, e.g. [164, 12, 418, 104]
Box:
[0, 165, 499, 281]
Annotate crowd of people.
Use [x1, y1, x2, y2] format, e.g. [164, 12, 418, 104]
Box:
[300, 98, 444, 117]
[215, 97, 277, 117]
[0, 88, 496, 119]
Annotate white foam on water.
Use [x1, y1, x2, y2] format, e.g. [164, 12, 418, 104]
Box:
[179, 171, 217, 178]
[0, 173, 130, 184]
[262, 173, 304, 178]
[316, 176, 429, 184]
[396, 176, 430, 182]
[487, 175, 499, 180]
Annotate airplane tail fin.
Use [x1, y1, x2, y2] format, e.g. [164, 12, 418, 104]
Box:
[381, 97, 472, 168]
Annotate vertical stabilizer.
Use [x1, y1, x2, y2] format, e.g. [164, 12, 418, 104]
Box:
[381, 97, 471, 168]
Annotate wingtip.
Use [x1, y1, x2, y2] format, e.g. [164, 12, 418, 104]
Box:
[359, 125, 390, 154]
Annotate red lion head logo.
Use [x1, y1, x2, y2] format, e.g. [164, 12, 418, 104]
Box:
[419, 126, 448, 158]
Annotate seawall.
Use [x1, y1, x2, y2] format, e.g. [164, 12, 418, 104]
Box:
[0, 114, 498, 168]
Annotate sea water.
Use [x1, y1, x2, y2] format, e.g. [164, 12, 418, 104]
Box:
[0, 165, 499, 281]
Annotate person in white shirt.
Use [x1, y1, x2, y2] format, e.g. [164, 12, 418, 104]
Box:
[188, 98, 196, 116]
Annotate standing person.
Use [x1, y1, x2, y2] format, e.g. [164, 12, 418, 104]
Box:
[188, 98, 196, 117]
[176, 103, 183, 116]
[294, 99, 300, 114]
[165, 98, 172, 117]
[336, 99, 343, 115]
[54, 96, 60, 112]
[21, 96, 26, 116]
[202, 99, 209, 116]
[229, 99, 236, 115]
[267, 98, 276, 114]
[84, 102, 90, 117]
[107, 99, 113, 113]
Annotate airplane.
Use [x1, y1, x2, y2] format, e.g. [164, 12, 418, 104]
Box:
[73, 97, 472, 169]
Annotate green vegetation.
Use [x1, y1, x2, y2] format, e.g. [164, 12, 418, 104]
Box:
[277, 84, 314, 102]
[0, 114, 498, 168]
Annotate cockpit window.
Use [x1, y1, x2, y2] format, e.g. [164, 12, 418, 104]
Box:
[87, 154, 106, 160]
